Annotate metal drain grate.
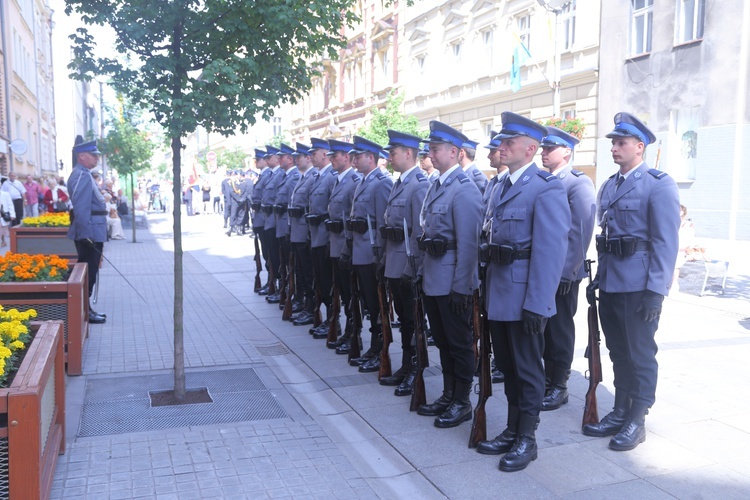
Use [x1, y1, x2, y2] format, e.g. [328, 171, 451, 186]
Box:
[255, 343, 290, 356]
[78, 368, 288, 437]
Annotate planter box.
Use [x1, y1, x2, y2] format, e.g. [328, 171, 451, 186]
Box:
[0, 263, 89, 376]
[0, 321, 66, 500]
[9, 226, 77, 263]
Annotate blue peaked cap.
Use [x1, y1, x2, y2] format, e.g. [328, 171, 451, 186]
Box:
[495, 112, 547, 143]
[484, 130, 501, 149]
[418, 144, 430, 156]
[254, 148, 266, 160]
[278, 143, 296, 155]
[384, 130, 422, 150]
[461, 139, 479, 150]
[309, 138, 330, 151]
[424, 121, 468, 148]
[73, 140, 101, 155]
[293, 143, 311, 156]
[264, 145, 280, 158]
[541, 126, 580, 149]
[326, 139, 355, 156]
[605, 112, 656, 146]
[350, 135, 382, 156]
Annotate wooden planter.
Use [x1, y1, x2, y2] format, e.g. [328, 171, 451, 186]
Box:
[0, 263, 89, 376]
[0, 321, 66, 500]
[9, 226, 77, 263]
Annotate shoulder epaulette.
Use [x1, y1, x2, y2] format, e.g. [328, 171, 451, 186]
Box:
[608, 172, 618, 180]
[352, 173, 362, 182]
[472, 169, 483, 177]
[648, 168, 667, 179]
[537, 170, 556, 181]
[456, 172, 470, 184]
[571, 170, 585, 177]
[415, 171, 427, 182]
[374, 171, 386, 180]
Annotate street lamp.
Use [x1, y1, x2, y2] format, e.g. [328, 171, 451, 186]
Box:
[537, 0, 570, 118]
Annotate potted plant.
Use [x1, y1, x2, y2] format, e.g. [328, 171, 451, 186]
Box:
[0, 309, 66, 500]
[10, 213, 78, 263]
[0, 253, 89, 375]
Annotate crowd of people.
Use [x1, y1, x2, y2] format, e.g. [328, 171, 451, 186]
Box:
[239, 110, 680, 473]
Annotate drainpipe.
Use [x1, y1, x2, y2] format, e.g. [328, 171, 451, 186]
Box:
[1, 0, 15, 173]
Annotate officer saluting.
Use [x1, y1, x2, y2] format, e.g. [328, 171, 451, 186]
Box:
[378, 130, 430, 394]
[67, 140, 108, 324]
[584, 112, 680, 451]
[540, 127, 596, 411]
[476, 112, 570, 472]
[416, 121, 482, 428]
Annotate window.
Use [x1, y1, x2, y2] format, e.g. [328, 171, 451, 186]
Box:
[560, 1, 576, 51]
[675, 0, 705, 44]
[562, 108, 576, 121]
[481, 29, 495, 66]
[379, 49, 391, 80]
[416, 55, 426, 75]
[668, 107, 699, 180]
[482, 121, 494, 140]
[518, 15, 531, 50]
[630, 0, 654, 56]
[272, 117, 282, 137]
[452, 41, 462, 61]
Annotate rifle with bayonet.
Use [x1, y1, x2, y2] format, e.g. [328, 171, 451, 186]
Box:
[582, 259, 603, 429]
[407, 218, 428, 411]
[254, 234, 263, 293]
[313, 283, 323, 328]
[278, 244, 287, 306]
[368, 215, 392, 379]
[282, 248, 295, 321]
[348, 264, 363, 362]
[326, 264, 341, 345]
[469, 268, 491, 448]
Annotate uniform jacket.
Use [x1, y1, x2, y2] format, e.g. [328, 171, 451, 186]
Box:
[288, 169, 315, 243]
[596, 163, 680, 296]
[67, 163, 107, 243]
[262, 167, 284, 231]
[327, 168, 360, 258]
[274, 167, 301, 238]
[419, 167, 483, 297]
[251, 167, 272, 228]
[229, 178, 246, 204]
[556, 165, 596, 281]
[482, 171, 508, 211]
[308, 164, 336, 248]
[347, 169, 393, 266]
[465, 163, 488, 195]
[485, 163, 570, 321]
[382, 167, 429, 279]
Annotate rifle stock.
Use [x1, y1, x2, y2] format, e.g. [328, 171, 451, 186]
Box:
[582, 259, 603, 429]
[348, 271, 363, 361]
[326, 266, 341, 345]
[313, 286, 323, 328]
[410, 281, 428, 412]
[282, 250, 295, 320]
[378, 279, 393, 379]
[469, 286, 491, 447]
[254, 235, 262, 292]
[278, 245, 287, 306]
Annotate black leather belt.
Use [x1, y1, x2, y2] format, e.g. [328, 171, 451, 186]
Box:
[596, 235, 651, 257]
[479, 244, 531, 264]
[288, 206, 305, 218]
[273, 204, 287, 215]
[346, 218, 369, 234]
[306, 214, 327, 226]
[325, 219, 344, 233]
[250, 202, 261, 211]
[261, 204, 273, 214]
[92, 210, 108, 216]
[418, 237, 457, 257]
[380, 225, 405, 242]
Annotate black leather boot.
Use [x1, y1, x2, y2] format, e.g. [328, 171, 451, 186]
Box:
[380, 349, 412, 386]
[359, 336, 383, 373]
[334, 323, 354, 354]
[434, 380, 472, 428]
[417, 374, 454, 416]
[542, 385, 569, 411]
[582, 391, 631, 437]
[477, 406, 520, 455]
[394, 356, 417, 396]
[329, 318, 350, 349]
[310, 320, 329, 335]
[499, 413, 539, 472]
[609, 403, 648, 451]
[349, 346, 377, 367]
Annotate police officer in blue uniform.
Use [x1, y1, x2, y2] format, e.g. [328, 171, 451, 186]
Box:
[378, 130, 430, 393]
[306, 138, 339, 340]
[459, 139, 488, 195]
[262, 146, 284, 303]
[584, 112, 680, 451]
[325, 140, 361, 354]
[416, 121, 483, 428]
[344, 136, 393, 373]
[540, 127, 596, 411]
[67, 140, 107, 324]
[475, 112, 570, 472]
[251, 149, 272, 293]
[273, 144, 302, 312]
[418, 144, 438, 182]
[288, 143, 317, 325]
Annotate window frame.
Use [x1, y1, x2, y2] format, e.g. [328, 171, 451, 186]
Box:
[629, 0, 654, 57]
[674, 0, 706, 45]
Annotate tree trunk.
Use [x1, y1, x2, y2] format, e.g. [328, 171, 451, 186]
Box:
[172, 135, 185, 401]
[130, 171, 137, 243]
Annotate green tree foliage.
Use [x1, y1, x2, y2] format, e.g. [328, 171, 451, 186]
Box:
[65, 0, 358, 401]
[101, 110, 154, 177]
[358, 92, 425, 146]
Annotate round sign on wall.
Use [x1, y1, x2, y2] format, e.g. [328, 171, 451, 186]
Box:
[206, 151, 217, 162]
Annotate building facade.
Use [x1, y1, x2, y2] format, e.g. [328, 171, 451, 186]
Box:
[597, 0, 750, 240]
[0, 0, 57, 178]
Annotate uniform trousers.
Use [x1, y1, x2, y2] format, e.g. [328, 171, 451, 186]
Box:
[311, 245, 333, 311]
[264, 228, 280, 279]
[387, 277, 414, 348]
[599, 290, 659, 407]
[331, 257, 352, 319]
[230, 200, 246, 229]
[74, 240, 104, 297]
[423, 295, 474, 385]
[292, 241, 314, 303]
[543, 280, 581, 383]
[354, 264, 382, 344]
[490, 320, 546, 417]
[223, 196, 231, 224]
[278, 236, 290, 279]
